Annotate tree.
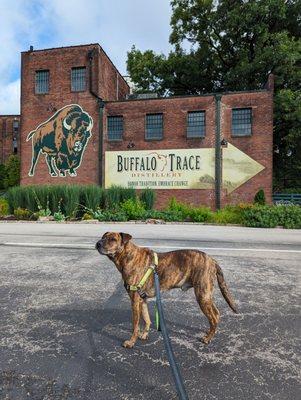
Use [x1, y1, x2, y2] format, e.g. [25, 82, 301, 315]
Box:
[4, 155, 20, 188]
[127, 0, 301, 189]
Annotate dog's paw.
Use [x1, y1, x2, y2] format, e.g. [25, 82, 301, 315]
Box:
[201, 335, 211, 344]
[122, 340, 135, 349]
[139, 332, 149, 341]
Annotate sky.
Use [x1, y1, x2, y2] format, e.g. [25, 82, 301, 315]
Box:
[0, 0, 173, 114]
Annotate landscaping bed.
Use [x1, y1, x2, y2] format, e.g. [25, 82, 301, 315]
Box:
[0, 185, 300, 229]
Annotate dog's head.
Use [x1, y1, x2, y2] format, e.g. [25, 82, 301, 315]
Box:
[95, 232, 132, 256]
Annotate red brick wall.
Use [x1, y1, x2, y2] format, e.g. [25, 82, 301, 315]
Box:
[104, 90, 273, 209]
[20, 44, 129, 186]
[19, 44, 273, 209]
[0, 115, 21, 163]
[221, 91, 273, 206]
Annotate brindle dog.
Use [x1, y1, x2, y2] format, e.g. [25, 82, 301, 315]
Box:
[96, 232, 238, 348]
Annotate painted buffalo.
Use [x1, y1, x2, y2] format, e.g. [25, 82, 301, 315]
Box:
[27, 104, 93, 177]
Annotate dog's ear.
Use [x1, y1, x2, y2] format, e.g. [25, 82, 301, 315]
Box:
[102, 232, 109, 238]
[120, 232, 132, 244]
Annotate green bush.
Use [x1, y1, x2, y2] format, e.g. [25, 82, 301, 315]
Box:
[190, 207, 213, 223]
[14, 207, 31, 220]
[140, 188, 156, 210]
[79, 185, 105, 212]
[0, 198, 9, 216]
[243, 205, 301, 229]
[254, 189, 266, 205]
[166, 197, 191, 220]
[0, 164, 6, 190]
[121, 198, 146, 220]
[105, 185, 136, 209]
[3, 155, 20, 188]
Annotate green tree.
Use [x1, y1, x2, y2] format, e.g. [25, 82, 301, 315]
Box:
[127, 0, 301, 189]
[4, 155, 20, 188]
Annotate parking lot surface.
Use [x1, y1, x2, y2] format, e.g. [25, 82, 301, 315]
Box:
[0, 222, 300, 399]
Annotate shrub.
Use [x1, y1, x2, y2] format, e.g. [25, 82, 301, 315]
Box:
[82, 212, 93, 220]
[254, 189, 266, 205]
[3, 155, 20, 188]
[242, 205, 301, 229]
[0, 164, 6, 190]
[167, 198, 191, 220]
[121, 198, 146, 220]
[14, 207, 31, 220]
[190, 207, 213, 223]
[0, 198, 9, 216]
[61, 185, 80, 218]
[140, 188, 156, 210]
[212, 207, 243, 225]
[105, 186, 136, 209]
[79, 185, 105, 212]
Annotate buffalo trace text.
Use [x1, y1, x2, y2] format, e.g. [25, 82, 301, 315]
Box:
[117, 153, 201, 173]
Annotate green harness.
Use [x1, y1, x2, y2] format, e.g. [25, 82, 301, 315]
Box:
[124, 252, 160, 330]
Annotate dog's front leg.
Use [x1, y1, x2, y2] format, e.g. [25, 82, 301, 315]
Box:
[123, 293, 142, 348]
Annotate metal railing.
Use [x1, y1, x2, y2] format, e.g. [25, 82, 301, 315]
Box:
[273, 193, 301, 205]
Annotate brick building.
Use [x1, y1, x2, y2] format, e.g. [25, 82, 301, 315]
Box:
[0, 115, 21, 163]
[15, 43, 273, 208]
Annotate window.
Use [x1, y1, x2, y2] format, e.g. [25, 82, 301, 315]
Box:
[71, 67, 86, 91]
[13, 120, 19, 134]
[187, 111, 205, 138]
[35, 70, 49, 94]
[107, 116, 123, 141]
[232, 108, 252, 136]
[145, 113, 163, 140]
[13, 137, 18, 154]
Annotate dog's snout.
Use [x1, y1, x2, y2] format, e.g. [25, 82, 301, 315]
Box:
[96, 240, 103, 250]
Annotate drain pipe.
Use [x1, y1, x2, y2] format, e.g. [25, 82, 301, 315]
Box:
[88, 49, 105, 186]
[214, 94, 222, 210]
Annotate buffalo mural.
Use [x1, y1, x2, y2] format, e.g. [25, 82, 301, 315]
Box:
[26, 104, 93, 177]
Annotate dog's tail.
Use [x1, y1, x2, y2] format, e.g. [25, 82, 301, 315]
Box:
[215, 263, 238, 313]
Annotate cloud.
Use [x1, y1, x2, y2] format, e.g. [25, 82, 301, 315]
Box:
[0, 0, 172, 114]
[0, 80, 20, 114]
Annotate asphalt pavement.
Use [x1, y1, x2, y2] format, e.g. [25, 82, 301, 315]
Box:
[0, 222, 300, 400]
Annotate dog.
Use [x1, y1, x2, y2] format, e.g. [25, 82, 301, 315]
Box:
[96, 232, 238, 348]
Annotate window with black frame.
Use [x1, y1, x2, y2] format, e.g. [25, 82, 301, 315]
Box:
[145, 113, 163, 140]
[71, 67, 86, 92]
[232, 108, 252, 136]
[107, 116, 123, 141]
[187, 111, 205, 138]
[35, 70, 49, 94]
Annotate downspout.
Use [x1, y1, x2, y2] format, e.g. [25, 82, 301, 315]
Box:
[214, 94, 222, 210]
[88, 49, 105, 187]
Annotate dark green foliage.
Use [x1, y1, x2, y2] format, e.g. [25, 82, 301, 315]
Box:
[0, 164, 6, 190]
[105, 185, 136, 209]
[79, 185, 105, 212]
[127, 0, 301, 190]
[3, 156, 20, 188]
[140, 188, 156, 210]
[254, 189, 266, 205]
[243, 205, 301, 229]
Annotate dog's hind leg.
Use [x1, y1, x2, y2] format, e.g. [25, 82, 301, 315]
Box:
[139, 301, 151, 340]
[194, 285, 220, 344]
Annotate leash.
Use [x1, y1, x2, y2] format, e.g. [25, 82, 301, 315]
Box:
[125, 252, 189, 400]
